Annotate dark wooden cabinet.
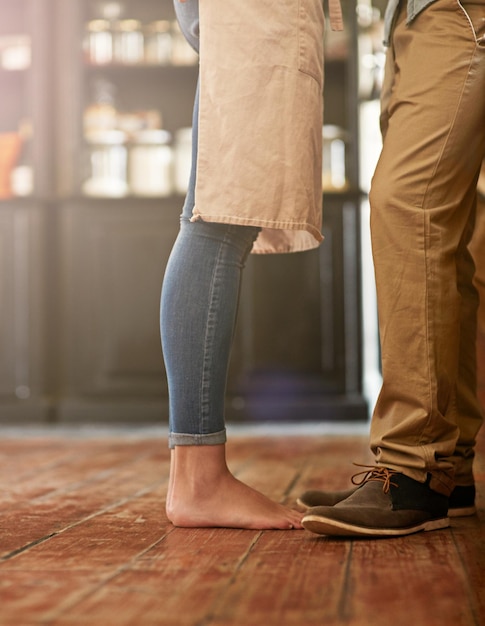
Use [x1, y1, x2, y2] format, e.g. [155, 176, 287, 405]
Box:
[0, 0, 368, 423]
[56, 199, 177, 421]
[227, 194, 366, 422]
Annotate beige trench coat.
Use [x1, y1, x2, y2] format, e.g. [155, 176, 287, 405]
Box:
[192, 0, 342, 254]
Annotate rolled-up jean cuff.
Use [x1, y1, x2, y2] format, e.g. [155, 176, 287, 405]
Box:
[168, 429, 227, 449]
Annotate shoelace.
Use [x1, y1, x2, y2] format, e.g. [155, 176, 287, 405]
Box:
[350, 464, 399, 494]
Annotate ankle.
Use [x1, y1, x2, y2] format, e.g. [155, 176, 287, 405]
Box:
[172, 444, 229, 489]
[167, 444, 230, 519]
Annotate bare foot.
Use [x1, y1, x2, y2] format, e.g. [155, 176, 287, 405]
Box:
[166, 444, 303, 530]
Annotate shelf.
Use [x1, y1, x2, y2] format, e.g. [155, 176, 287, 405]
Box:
[83, 62, 198, 72]
[0, 66, 30, 75]
[62, 194, 186, 205]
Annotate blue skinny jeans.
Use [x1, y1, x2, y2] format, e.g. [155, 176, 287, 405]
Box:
[160, 0, 260, 447]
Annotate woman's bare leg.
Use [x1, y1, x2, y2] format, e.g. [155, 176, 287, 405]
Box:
[166, 444, 303, 529]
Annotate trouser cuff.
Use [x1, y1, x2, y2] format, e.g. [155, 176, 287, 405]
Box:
[168, 429, 227, 449]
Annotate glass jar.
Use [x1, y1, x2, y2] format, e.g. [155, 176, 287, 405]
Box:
[129, 129, 173, 197]
[1, 35, 31, 71]
[113, 19, 144, 65]
[144, 20, 172, 65]
[83, 129, 128, 197]
[11, 164, 34, 197]
[322, 125, 348, 191]
[86, 20, 113, 65]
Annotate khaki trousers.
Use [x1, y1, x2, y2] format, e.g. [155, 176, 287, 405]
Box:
[369, 0, 485, 494]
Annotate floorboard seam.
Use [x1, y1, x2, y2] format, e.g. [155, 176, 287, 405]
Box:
[195, 531, 264, 626]
[0, 480, 165, 563]
[337, 540, 354, 622]
[38, 530, 177, 624]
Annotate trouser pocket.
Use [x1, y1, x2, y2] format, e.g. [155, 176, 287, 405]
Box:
[459, 1, 485, 45]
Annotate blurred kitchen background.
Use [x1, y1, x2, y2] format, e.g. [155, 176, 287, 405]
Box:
[0, 0, 390, 426]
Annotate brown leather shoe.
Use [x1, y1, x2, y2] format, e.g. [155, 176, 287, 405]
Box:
[297, 475, 475, 518]
[296, 487, 356, 510]
[302, 467, 449, 538]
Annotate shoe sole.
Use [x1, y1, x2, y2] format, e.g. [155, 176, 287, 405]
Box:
[302, 515, 450, 537]
[448, 505, 476, 518]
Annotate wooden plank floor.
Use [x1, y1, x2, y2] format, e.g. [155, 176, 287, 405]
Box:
[0, 427, 483, 626]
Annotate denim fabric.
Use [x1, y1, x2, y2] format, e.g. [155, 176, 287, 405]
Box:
[161, 218, 259, 448]
[173, 0, 199, 53]
[161, 1, 260, 447]
[172, 0, 197, 221]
